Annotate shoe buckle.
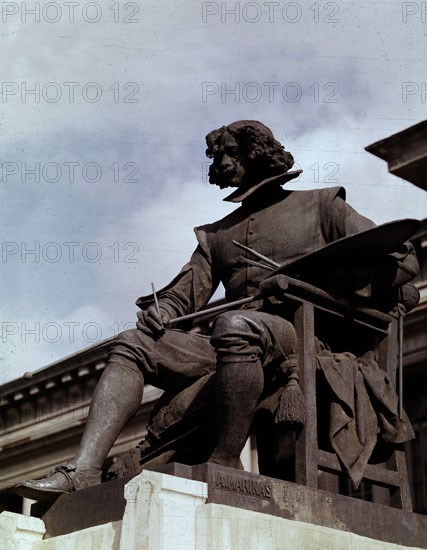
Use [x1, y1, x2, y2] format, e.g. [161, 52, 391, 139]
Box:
[53, 464, 76, 489]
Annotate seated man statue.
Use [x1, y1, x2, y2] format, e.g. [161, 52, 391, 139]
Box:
[16, 120, 419, 501]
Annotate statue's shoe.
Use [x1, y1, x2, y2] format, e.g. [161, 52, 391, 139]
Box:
[15, 463, 101, 502]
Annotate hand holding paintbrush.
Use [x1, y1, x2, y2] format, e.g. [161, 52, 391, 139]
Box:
[136, 282, 170, 334]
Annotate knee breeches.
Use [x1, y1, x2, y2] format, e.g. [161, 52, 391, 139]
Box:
[108, 309, 296, 392]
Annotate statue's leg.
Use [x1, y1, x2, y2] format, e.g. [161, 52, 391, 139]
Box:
[15, 328, 216, 500]
[209, 357, 264, 469]
[15, 361, 143, 500]
[73, 361, 144, 469]
[209, 310, 296, 469]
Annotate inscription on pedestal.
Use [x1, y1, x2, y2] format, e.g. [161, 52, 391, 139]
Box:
[214, 472, 272, 499]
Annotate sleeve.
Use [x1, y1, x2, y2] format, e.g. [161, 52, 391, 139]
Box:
[328, 195, 376, 240]
[135, 232, 220, 319]
[156, 244, 220, 318]
[329, 196, 419, 291]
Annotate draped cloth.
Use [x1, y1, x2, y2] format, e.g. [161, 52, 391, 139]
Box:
[316, 349, 415, 488]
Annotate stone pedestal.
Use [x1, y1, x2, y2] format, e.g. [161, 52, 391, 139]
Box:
[120, 471, 207, 550]
[196, 504, 422, 550]
[0, 511, 45, 550]
[1, 469, 426, 550]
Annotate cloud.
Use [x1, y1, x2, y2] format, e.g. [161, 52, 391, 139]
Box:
[1, 0, 426, 382]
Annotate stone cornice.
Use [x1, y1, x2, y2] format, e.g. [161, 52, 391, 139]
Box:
[0, 337, 115, 408]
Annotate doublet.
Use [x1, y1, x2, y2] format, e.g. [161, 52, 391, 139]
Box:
[136, 184, 415, 316]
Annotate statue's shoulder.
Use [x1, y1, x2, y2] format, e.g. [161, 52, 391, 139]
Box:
[193, 206, 248, 255]
[194, 207, 240, 237]
[288, 186, 346, 201]
[283, 186, 347, 213]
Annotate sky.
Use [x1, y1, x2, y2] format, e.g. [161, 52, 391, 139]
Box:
[1, 0, 427, 384]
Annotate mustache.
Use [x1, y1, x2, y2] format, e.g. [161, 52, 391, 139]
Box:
[208, 164, 236, 184]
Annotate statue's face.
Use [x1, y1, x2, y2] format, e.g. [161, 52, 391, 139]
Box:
[210, 131, 246, 189]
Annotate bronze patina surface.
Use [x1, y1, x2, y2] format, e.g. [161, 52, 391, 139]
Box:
[15, 120, 420, 509]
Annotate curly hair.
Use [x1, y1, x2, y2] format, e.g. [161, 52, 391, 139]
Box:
[205, 120, 294, 184]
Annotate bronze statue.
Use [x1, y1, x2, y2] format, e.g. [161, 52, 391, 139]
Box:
[15, 120, 419, 501]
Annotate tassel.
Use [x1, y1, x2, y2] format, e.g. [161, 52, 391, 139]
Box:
[274, 366, 306, 430]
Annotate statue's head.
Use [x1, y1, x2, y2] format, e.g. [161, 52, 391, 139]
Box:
[205, 120, 294, 189]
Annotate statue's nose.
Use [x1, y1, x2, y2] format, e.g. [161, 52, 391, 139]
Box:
[221, 154, 233, 168]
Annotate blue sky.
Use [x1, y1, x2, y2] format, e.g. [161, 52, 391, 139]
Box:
[1, 1, 427, 383]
